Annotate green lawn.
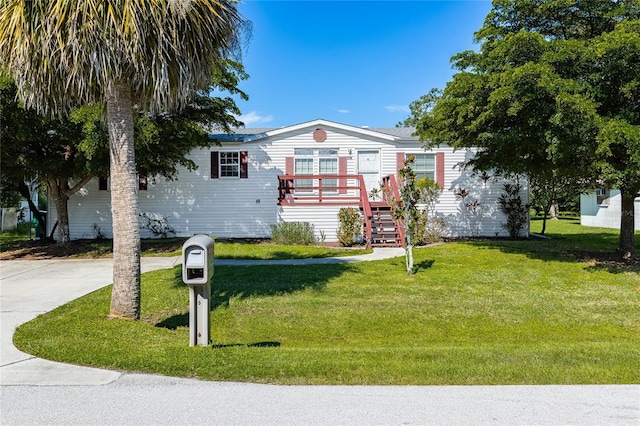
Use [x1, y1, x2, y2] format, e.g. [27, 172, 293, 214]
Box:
[0, 232, 371, 259]
[13, 219, 640, 385]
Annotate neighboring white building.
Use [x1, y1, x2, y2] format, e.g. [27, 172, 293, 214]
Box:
[580, 189, 640, 230]
[47, 119, 529, 245]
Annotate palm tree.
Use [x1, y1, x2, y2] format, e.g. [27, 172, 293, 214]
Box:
[0, 0, 247, 319]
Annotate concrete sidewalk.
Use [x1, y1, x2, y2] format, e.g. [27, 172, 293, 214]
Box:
[1, 249, 639, 425]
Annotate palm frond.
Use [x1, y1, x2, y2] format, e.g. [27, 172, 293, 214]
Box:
[0, 0, 248, 115]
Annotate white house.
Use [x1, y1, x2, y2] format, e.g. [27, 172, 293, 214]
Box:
[47, 119, 529, 245]
[580, 189, 640, 230]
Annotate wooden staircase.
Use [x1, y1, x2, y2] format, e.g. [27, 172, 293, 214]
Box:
[367, 202, 403, 247]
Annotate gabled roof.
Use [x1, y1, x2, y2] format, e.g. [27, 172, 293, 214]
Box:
[209, 118, 418, 143]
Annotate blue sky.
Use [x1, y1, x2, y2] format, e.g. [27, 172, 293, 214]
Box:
[234, 0, 493, 128]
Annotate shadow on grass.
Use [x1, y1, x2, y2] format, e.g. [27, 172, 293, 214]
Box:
[461, 231, 639, 274]
[212, 341, 281, 349]
[413, 259, 435, 273]
[156, 312, 189, 330]
[210, 263, 354, 309]
[158, 263, 356, 328]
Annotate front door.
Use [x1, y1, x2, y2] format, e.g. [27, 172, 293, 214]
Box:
[357, 150, 381, 200]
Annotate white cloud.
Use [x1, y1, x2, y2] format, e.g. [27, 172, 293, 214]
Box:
[385, 105, 410, 113]
[237, 111, 274, 125]
[336, 109, 350, 114]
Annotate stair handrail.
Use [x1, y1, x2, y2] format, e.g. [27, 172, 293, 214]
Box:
[357, 175, 373, 244]
[382, 174, 402, 204]
[380, 174, 406, 247]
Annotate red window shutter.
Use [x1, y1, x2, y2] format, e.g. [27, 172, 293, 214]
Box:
[338, 156, 348, 194]
[436, 152, 445, 189]
[285, 156, 294, 175]
[396, 152, 405, 173]
[284, 156, 295, 196]
[211, 152, 219, 179]
[240, 151, 248, 179]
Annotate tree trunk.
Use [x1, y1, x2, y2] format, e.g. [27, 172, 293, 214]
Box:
[619, 189, 636, 260]
[549, 203, 559, 220]
[106, 81, 141, 320]
[405, 244, 414, 275]
[405, 205, 414, 275]
[47, 177, 71, 244]
[16, 181, 46, 240]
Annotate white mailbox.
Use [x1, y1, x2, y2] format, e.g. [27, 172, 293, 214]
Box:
[182, 235, 214, 285]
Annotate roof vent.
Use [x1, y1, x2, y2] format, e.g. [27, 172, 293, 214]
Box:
[313, 128, 327, 142]
[362, 126, 369, 129]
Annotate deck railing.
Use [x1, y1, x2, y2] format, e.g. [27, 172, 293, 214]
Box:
[277, 174, 374, 243]
[277, 174, 366, 206]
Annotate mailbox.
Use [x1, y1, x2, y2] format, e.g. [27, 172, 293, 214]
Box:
[182, 235, 214, 285]
[181, 235, 214, 347]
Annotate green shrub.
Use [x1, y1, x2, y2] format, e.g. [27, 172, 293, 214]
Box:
[337, 207, 363, 246]
[498, 182, 529, 239]
[270, 222, 316, 245]
[415, 214, 448, 245]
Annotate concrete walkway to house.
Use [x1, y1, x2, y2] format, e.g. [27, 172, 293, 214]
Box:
[1, 249, 638, 425]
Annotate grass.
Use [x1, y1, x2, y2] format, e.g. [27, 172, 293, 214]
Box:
[12, 218, 640, 385]
[0, 230, 371, 259]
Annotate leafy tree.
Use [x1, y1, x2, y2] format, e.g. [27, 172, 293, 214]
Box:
[1, 72, 92, 241]
[0, 0, 248, 319]
[414, 0, 640, 258]
[1, 61, 247, 244]
[397, 88, 442, 127]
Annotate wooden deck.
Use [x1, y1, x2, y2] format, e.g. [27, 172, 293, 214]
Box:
[277, 174, 404, 247]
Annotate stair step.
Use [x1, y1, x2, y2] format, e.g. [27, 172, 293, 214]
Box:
[363, 200, 404, 248]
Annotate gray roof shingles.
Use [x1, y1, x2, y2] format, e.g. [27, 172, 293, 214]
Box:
[209, 124, 418, 142]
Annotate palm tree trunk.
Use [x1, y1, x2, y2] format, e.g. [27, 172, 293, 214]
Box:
[619, 189, 637, 260]
[106, 81, 141, 319]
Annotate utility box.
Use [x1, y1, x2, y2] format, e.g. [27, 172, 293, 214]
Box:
[182, 235, 214, 347]
[182, 235, 214, 285]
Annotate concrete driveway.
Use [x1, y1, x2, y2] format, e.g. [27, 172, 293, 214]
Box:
[1, 255, 638, 425]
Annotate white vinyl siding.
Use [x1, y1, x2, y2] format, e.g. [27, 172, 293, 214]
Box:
[581, 190, 640, 230]
[50, 121, 529, 241]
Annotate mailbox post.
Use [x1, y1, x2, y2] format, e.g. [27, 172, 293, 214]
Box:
[182, 235, 214, 347]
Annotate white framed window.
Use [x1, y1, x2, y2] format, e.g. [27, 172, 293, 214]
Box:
[294, 163, 313, 191]
[319, 157, 338, 191]
[408, 153, 435, 180]
[293, 148, 339, 192]
[220, 151, 240, 178]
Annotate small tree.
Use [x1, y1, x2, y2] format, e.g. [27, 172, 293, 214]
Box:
[498, 182, 529, 239]
[372, 156, 445, 273]
[379, 156, 419, 274]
